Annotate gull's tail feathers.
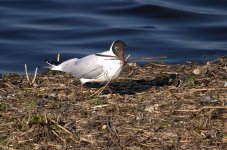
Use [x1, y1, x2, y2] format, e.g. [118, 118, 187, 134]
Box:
[45, 58, 79, 71]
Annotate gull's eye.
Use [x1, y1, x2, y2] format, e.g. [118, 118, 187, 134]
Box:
[115, 47, 119, 51]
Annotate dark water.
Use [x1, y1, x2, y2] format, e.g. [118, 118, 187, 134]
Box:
[0, 0, 227, 73]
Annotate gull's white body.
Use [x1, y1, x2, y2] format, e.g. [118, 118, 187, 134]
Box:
[49, 43, 124, 84]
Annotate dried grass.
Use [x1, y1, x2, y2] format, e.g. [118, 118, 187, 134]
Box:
[0, 56, 226, 149]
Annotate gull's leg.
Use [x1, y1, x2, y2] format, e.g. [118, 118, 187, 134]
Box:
[94, 81, 111, 95]
[107, 85, 113, 97]
[80, 84, 84, 96]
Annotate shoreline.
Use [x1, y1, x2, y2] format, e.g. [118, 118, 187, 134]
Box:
[0, 56, 226, 149]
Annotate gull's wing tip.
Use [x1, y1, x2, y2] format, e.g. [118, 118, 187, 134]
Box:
[45, 59, 62, 66]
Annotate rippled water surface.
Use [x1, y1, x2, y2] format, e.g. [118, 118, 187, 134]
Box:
[0, 0, 227, 73]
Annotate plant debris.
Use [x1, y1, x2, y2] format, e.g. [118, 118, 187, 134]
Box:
[0, 56, 226, 149]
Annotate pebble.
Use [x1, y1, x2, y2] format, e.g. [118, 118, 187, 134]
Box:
[193, 68, 201, 75]
[127, 62, 137, 67]
[204, 96, 212, 102]
[224, 82, 227, 87]
[102, 125, 107, 130]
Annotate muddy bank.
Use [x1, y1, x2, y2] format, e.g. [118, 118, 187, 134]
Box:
[0, 57, 226, 149]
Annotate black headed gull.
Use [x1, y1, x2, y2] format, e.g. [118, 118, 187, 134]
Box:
[46, 40, 127, 95]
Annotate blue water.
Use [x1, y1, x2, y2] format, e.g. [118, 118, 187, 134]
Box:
[0, 0, 227, 73]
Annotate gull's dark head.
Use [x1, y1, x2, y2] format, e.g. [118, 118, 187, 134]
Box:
[112, 40, 126, 61]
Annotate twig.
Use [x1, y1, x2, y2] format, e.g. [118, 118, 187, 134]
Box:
[57, 124, 73, 136]
[80, 136, 95, 145]
[0, 122, 14, 127]
[175, 106, 227, 112]
[125, 54, 131, 62]
[25, 64, 30, 82]
[106, 119, 119, 138]
[5, 135, 12, 150]
[0, 144, 16, 150]
[24, 64, 38, 85]
[139, 143, 153, 147]
[18, 139, 34, 144]
[203, 106, 227, 109]
[0, 88, 7, 93]
[44, 111, 48, 124]
[179, 140, 191, 143]
[174, 109, 201, 112]
[57, 52, 60, 62]
[31, 67, 38, 84]
[106, 55, 167, 61]
[127, 56, 167, 61]
[51, 119, 73, 136]
[91, 104, 110, 109]
[4, 83, 15, 89]
[51, 130, 66, 148]
[190, 88, 226, 92]
[20, 126, 35, 136]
